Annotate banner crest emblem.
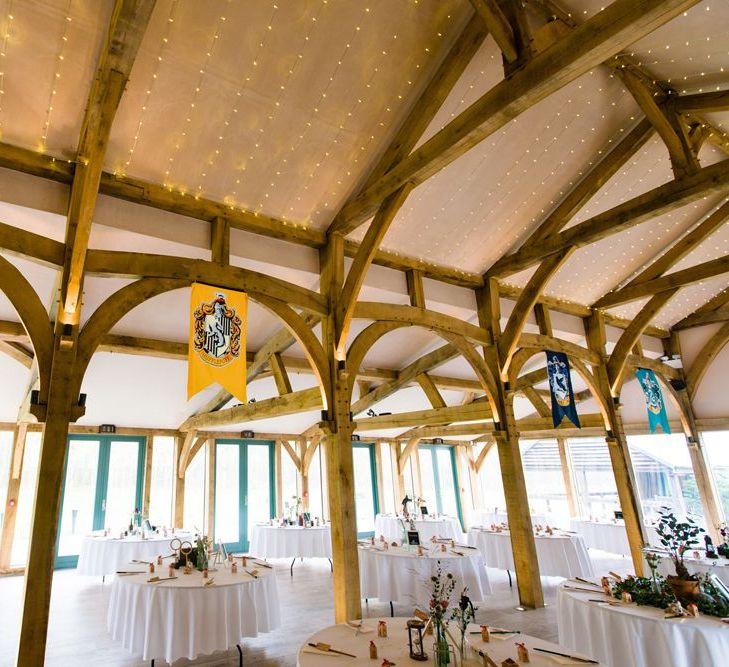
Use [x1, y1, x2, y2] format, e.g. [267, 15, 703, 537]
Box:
[193, 292, 242, 367]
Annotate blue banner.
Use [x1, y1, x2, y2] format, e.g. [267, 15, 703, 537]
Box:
[545, 351, 581, 429]
[636, 367, 671, 434]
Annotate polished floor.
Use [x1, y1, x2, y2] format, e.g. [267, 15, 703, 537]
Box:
[0, 551, 631, 666]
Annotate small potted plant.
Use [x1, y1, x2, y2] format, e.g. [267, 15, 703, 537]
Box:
[654, 507, 703, 599]
[718, 524, 729, 559]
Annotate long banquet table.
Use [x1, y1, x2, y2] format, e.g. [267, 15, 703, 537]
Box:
[77, 532, 184, 576]
[474, 509, 550, 527]
[468, 528, 594, 579]
[298, 618, 604, 666]
[248, 524, 331, 558]
[557, 583, 729, 667]
[107, 559, 281, 664]
[358, 543, 490, 608]
[655, 550, 729, 586]
[374, 513, 463, 543]
[570, 519, 660, 555]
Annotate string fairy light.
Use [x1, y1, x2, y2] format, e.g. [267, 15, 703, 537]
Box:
[39, 0, 73, 152]
[0, 0, 14, 138]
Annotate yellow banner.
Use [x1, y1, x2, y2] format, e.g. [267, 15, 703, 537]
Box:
[187, 282, 247, 403]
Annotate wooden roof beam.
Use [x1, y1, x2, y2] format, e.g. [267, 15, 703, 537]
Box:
[673, 287, 729, 330]
[675, 89, 729, 114]
[62, 0, 156, 315]
[354, 399, 492, 431]
[490, 158, 729, 277]
[334, 0, 700, 232]
[597, 254, 729, 309]
[469, 0, 518, 62]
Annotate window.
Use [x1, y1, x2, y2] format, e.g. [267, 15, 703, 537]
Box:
[0, 431, 13, 534]
[476, 443, 505, 512]
[627, 433, 706, 527]
[281, 441, 299, 518]
[379, 442, 396, 515]
[352, 443, 378, 537]
[417, 445, 462, 524]
[148, 436, 174, 528]
[10, 431, 41, 566]
[519, 439, 571, 528]
[568, 437, 620, 520]
[183, 445, 206, 532]
[701, 431, 729, 523]
[307, 444, 328, 521]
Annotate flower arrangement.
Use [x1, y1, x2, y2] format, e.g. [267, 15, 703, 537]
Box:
[428, 561, 456, 666]
[450, 588, 476, 661]
[718, 524, 729, 558]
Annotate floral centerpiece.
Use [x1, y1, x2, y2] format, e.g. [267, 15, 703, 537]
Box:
[654, 507, 703, 597]
[450, 588, 476, 661]
[428, 561, 456, 666]
[718, 523, 729, 558]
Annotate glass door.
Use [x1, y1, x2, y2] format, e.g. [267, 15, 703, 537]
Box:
[419, 445, 464, 529]
[55, 435, 145, 568]
[352, 442, 379, 538]
[214, 439, 274, 553]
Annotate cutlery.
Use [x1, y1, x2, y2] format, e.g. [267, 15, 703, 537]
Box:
[308, 642, 356, 658]
[533, 647, 598, 663]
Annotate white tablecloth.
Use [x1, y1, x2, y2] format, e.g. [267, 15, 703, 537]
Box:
[108, 561, 281, 663]
[248, 524, 332, 558]
[358, 544, 491, 606]
[570, 519, 660, 554]
[374, 514, 463, 543]
[467, 529, 594, 579]
[558, 584, 729, 667]
[77, 533, 180, 576]
[656, 552, 729, 586]
[475, 510, 549, 527]
[297, 618, 604, 666]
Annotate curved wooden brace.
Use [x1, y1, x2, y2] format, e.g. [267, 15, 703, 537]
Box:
[85, 250, 327, 315]
[353, 301, 491, 346]
[256, 295, 331, 410]
[517, 333, 599, 366]
[346, 320, 500, 423]
[685, 321, 729, 398]
[606, 289, 679, 395]
[0, 255, 54, 401]
[655, 375, 692, 436]
[178, 432, 209, 478]
[508, 346, 611, 430]
[75, 279, 331, 410]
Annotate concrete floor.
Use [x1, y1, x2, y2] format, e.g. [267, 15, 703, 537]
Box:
[0, 551, 632, 666]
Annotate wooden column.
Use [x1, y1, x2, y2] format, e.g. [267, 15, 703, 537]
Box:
[0, 423, 27, 570]
[173, 436, 185, 528]
[556, 436, 579, 518]
[141, 434, 153, 516]
[392, 442, 405, 504]
[206, 439, 215, 539]
[275, 440, 283, 517]
[17, 331, 80, 666]
[454, 445, 472, 531]
[321, 234, 361, 622]
[585, 312, 646, 575]
[477, 282, 544, 609]
[298, 439, 310, 511]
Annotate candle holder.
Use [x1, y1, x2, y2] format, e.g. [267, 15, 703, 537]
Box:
[407, 619, 428, 661]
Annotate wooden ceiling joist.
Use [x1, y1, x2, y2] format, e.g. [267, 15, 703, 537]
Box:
[62, 0, 156, 315]
[469, 0, 518, 63]
[675, 89, 729, 114]
[354, 399, 492, 431]
[331, 0, 700, 232]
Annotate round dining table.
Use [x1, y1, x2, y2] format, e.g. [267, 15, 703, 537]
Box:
[358, 543, 491, 610]
[374, 513, 463, 543]
[467, 528, 594, 581]
[297, 617, 604, 666]
[76, 532, 185, 577]
[557, 583, 729, 667]
[107, 558, 281, 664]
[248, 523, 332, 575]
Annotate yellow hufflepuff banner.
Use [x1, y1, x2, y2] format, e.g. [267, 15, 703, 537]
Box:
[188, 282, 247, 403]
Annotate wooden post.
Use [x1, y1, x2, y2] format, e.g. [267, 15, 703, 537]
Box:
[298, 439, 309, 511]
[141, 434, 153, 516]
[173, 435, 185, 528]
[0, 423, 27, 569]
[392, 442, 405, 503]
[206, 439, 215, 539]
[585, 312, 646, 575]
[17, 332, 79, 665]
[454, 445, 472, 531]
[477, 281, 544, 609]
[321, 233, 361, 622]
[556, 436, 579, 518]
[275, 440, 283, 517]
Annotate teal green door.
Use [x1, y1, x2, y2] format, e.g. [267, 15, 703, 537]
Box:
[419, 445, 464, 530]
[353, 442, 379, 538]
[214, 439, 275, 553]
[55, 435, 145, 569]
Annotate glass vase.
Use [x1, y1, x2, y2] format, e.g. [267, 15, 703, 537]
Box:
[433, 623, 454, 666]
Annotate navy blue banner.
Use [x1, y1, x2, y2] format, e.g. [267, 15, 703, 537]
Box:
[545, 351, 581, 429]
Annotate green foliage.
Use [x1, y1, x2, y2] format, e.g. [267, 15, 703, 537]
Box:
[654, 506, 703, 580]
[613, 576, 675, 609]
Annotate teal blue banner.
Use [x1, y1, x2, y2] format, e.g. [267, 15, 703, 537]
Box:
[636, 367, 671, 434]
